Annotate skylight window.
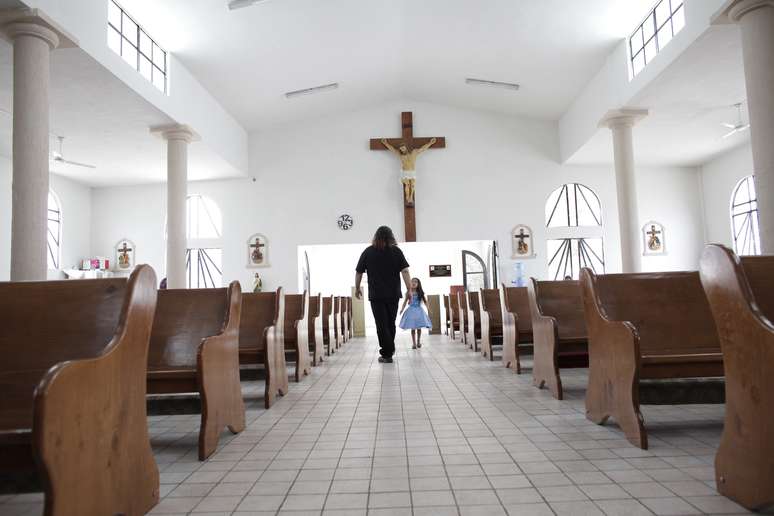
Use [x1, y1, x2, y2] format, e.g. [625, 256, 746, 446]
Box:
[107, 0, 167, 93]
[629, 0, 685, 78]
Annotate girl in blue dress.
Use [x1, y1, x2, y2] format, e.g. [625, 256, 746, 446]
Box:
[399, 278, 433, 349]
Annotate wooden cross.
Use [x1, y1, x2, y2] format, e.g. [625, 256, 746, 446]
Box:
[514, 228, 530, 254]
[119, 242, 133, 254]
[250, 238, 265, 262]
[646, 225, 661, 239]
[369, 112, 446, 242]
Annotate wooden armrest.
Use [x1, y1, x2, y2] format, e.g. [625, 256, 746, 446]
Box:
[641, 352, 723, 365]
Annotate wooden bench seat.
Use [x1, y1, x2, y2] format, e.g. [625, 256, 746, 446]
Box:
[285, 292, 312, 382]
[528, 278, 589, 399]
[333, 296, 343, 349]
[499, 285, 534, 373]
[449, 292, 460, 340]
[0, 266, 159, 515]
[322, 295, 336, 355]
[443, 295, 451, 336]
[148, 282, 245, 460]
[466, 291, 483, 351]
[480, 288, 503, 360]
[308, 293, 325, 365]
[347, 295, 353, 339]
[700, 244, 774, 510]
[580, 269, 722, 450]
[338, 296, 349, 345]
[457, 292, 469, 346]
[239, 288, 287, 408]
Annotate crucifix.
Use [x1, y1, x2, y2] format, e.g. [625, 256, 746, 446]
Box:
[370, 112, 446, 242]
[250, 238, 265, 264]
[514, 229, 530, 255]
[118, 242, 133, 268]
[646, 225, 662, 251]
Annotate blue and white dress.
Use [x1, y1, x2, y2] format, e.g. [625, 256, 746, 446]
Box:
[399, 293, 432, 330]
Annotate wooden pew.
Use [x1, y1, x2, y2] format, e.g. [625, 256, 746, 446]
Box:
[458, 292, 469, 346]
[528, 278, 589, 400]
[499, 285, 534, 373]
[449, 293, 460, 340]
[339, 296, 349, 344]
[0, 266, 159, 515]
[333, 296, 342, 348]
[580, 268, 722, 449]
[285, 292, 312, 382]
[148, 282, 246, 460]
[443, 295, 451, 336]
[308, 293, 325, 366]
[699, 244, 774, 510]
[466, 291, 482, 351]
[480, 288, 503, 360]
[347, 296, 353, 339]
[239, 288, 288, 408]
[322, 295, 336, 355]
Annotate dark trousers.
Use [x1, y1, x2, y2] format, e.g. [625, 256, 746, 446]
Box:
[370, 298, 399, 358]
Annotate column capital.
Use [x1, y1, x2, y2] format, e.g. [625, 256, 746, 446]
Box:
[0, 8, 77, 48]
[599, 108, 649, 130]
[151, 124, 200, 143]
[713, 0, 774, 24]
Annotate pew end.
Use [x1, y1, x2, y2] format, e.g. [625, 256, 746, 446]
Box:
[1, 265, 160, 515]
[285, 291, 312, 382]
[528, 278, 589, 400]
[148, 282, 246, 460]
[700, 244, 774, 511]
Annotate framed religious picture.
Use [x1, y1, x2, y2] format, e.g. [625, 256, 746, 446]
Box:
[247, 233, 269, 267]
[114, 239, 136, 270]
[511, 225, 535, 259]
[642, 221, 666, 255]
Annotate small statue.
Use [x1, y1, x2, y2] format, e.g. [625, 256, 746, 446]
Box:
[253, 273, 263, 293]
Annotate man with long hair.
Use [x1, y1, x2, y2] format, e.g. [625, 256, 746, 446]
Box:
[355, 226, 411, 363]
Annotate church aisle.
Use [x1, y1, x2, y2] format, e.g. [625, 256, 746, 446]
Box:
[0, 335, 749, 516]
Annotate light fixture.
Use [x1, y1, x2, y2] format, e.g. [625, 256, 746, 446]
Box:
[285, 83, 339, 99]
[228, 0, 268, 11]
[465, 78, 520, 91]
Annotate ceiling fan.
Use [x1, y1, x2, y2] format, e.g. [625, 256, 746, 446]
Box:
[228, 0, 269, 10]
[721, 103, 750, 139]
[51, 136, 96, 169]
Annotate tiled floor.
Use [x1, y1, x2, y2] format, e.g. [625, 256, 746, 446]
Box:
[1, 334, 766, 515]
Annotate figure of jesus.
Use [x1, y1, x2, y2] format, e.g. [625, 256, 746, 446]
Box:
[381, 137, 437, 206]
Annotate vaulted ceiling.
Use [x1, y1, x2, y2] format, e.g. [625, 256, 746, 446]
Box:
[122, 0, 658, 130]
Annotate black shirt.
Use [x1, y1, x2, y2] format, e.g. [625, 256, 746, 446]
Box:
[356, 245, 409, 301]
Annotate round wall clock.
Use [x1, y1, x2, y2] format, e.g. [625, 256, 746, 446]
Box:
[337, 214, 354, 230]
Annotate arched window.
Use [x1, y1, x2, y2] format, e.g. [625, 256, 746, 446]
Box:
[186, 195, 223, 288]
[462, 250, 489, 291]
[730, 175, 761, 256]
[545, 183, 604, 280]
[47, 191, 61, 270]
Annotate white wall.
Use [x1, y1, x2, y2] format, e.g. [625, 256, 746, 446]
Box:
[87, 100, 707, 289]
[699, 143, 754, 248]
[0, 155, 92, 280]
[637, 166, 706, 272]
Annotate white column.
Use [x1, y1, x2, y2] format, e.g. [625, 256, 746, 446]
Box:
[2, 21, 59, 280]
[152, 125, 198, 289]
[715, 0, 774, 253]
[600, 109, 648, 273]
